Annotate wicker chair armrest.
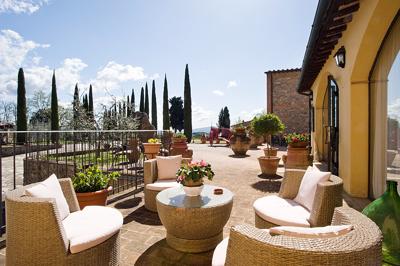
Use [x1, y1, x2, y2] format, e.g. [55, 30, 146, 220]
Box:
[309, 175, 343, 227]
[144, 159, 158, 185]
[5, 193, 69, 256]
[59, 178, 80, 212]
[278, 169, 306, 199]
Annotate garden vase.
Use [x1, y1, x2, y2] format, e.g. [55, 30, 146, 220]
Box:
[362, 180, 400, 265]
[76, 186, 112, 209]
[230, 133, 250, 156]
[288, 141, 309, 148]
[284, 146, 312, 169]
[143, 143, 161, 159]
[250, 135, 263, 149]
[258, 156, 280, 175]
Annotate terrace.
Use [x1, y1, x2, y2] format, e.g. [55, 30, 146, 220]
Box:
[0, 133, 371, 265]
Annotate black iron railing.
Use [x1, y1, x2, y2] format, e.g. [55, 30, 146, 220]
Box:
[0, 129, 168, 238]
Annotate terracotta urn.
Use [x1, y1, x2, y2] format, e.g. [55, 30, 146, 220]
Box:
[230, 132, 251, 156]
[283, 146, 312, 169]
[201, 135, 207, 144]
[263, 147, 279, 157]
[250, 134, 263, 149]
[258, 156, 280, 175]
[76, 186, 112, 209]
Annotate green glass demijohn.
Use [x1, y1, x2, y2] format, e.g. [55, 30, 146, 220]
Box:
[362, 180, 400, 265]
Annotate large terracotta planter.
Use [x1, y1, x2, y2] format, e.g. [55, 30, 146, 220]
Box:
[263, 147, 278, 157]
[230, 133, 250, 156]
[171, 138, 189, 156]
[143, 143, 161, 159]
[76, 186, 112, 209]
[258, 156, 280, 175]
[283, 147, 312, 169]
[201, 136, 207, 144]
[288, 141, 309, 148]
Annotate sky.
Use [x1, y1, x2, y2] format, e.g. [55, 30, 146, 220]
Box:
[0, 0, 319, 129]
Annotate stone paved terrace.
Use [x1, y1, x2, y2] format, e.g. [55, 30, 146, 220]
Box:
[0, 143, 371, 265]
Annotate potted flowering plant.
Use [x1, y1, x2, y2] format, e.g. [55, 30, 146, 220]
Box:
[176, 160, 215, 196]
[284, 133, 310, 148]
[72, 164, 120, 209]
[230, 119, 251, 156]
[171, 132, 189, 155]
[143, 138, 161, 159]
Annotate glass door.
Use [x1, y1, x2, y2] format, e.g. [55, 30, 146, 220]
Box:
[328, 77, 339, 175]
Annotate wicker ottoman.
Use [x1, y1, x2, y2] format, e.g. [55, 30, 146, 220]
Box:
[156, 185, 233, 253]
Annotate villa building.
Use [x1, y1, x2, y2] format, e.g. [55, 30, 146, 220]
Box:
[265, 68, 310, 134]
[297, 0, 400, 199]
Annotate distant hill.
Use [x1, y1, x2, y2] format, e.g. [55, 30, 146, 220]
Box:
[192, 126, 211, 133]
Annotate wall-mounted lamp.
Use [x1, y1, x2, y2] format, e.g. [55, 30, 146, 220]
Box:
[334, 46, 346, 68]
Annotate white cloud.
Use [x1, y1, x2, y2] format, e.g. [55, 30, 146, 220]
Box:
[192, 103, 215, 128]
[236, 107, 265, 122]
[0, 0, 48, 14]
[389, 98, 400, 121]
[227, 80, 237, 88]
[149, 73, 160, 80]
[212, 90, 224, 96]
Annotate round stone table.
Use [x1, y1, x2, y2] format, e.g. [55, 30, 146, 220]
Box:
[156, 185, 233, 253]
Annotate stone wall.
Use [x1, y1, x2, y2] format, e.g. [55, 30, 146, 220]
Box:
[266, 69, 309, 134]
[23, 158, 76, 185]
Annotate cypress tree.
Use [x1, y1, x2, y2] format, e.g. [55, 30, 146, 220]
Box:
[218, 108, 224, 128]
[183, 64, 192, 142]
[72, 83, 80, 129]
[139, 87, 144, 112]
[83, 94, 89, 113]
[16, 68, 27, 144]
[127, 95, 131, 116]
[223, 106, 230, 128]
[151, 80, 157, 129]
[131, 89, 135, 112]
[144, 82, 149, 116]
[88, 84, 94, 119]
[51, 70, 59, 142]
[163, 74, 170, 130]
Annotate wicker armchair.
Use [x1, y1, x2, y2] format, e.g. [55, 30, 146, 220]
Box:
[144, 157, 191, 212]
[254, 169, 343, 228]
[213, 207, 382, 266]
[5, 178, 121, 266]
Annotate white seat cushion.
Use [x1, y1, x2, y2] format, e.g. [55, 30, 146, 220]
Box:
[146, 179, 180, 191]
[253, 195, 310, 227]
[269, 225, 353, 238]
[26, 174, 70, 220]
[294, 168, 331, 211]
[156, 155, 182, 180]
[62, 206, 123, 254]
[212, 237, 229, 266]
[212, 229, 269, 266]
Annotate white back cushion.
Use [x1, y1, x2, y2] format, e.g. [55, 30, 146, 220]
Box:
[294, 168, 330, 211]
[269, 225, 353, 238]
[156, 155, 182, 180]
[26, 174, 70, 220]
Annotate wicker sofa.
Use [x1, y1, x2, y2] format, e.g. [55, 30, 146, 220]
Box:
[5, 178, 121, 266]
[212, 207, 382, 266]
[254, 168, 343, 228]
[144, 157, 190, 212]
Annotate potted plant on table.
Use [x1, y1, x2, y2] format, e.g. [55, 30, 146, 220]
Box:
[252, 113, 285, 176]
[229, 121, 251, 156]
[143, 138, 161, 159]
[176, 160, 215, 197]
[72, 164, 120, 209]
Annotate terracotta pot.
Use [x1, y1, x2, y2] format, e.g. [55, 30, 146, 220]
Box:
[200, 136, 207, 144]
[250, 135, 263, 148]
[258, 156, 280, 175]
[288, 141, 309, 148]
[230, 133, 251, 156]
[143, 143, 161, 154]
[263, 147, 278, 157]
[172, 137, 187, 144]
[284, 147, 312, 169]
[76, 186, 112, 209]
[235, 128, 246, 135]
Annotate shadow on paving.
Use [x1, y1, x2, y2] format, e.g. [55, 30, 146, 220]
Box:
[114, 197, 142, 209]
[251, 179, 282, 193]
[123, 206, 162, 226]
[135, 239, 212, 266]
[228, 154, 250, 158]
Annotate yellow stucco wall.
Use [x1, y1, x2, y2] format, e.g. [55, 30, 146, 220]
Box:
[311, 1, 400, 197]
